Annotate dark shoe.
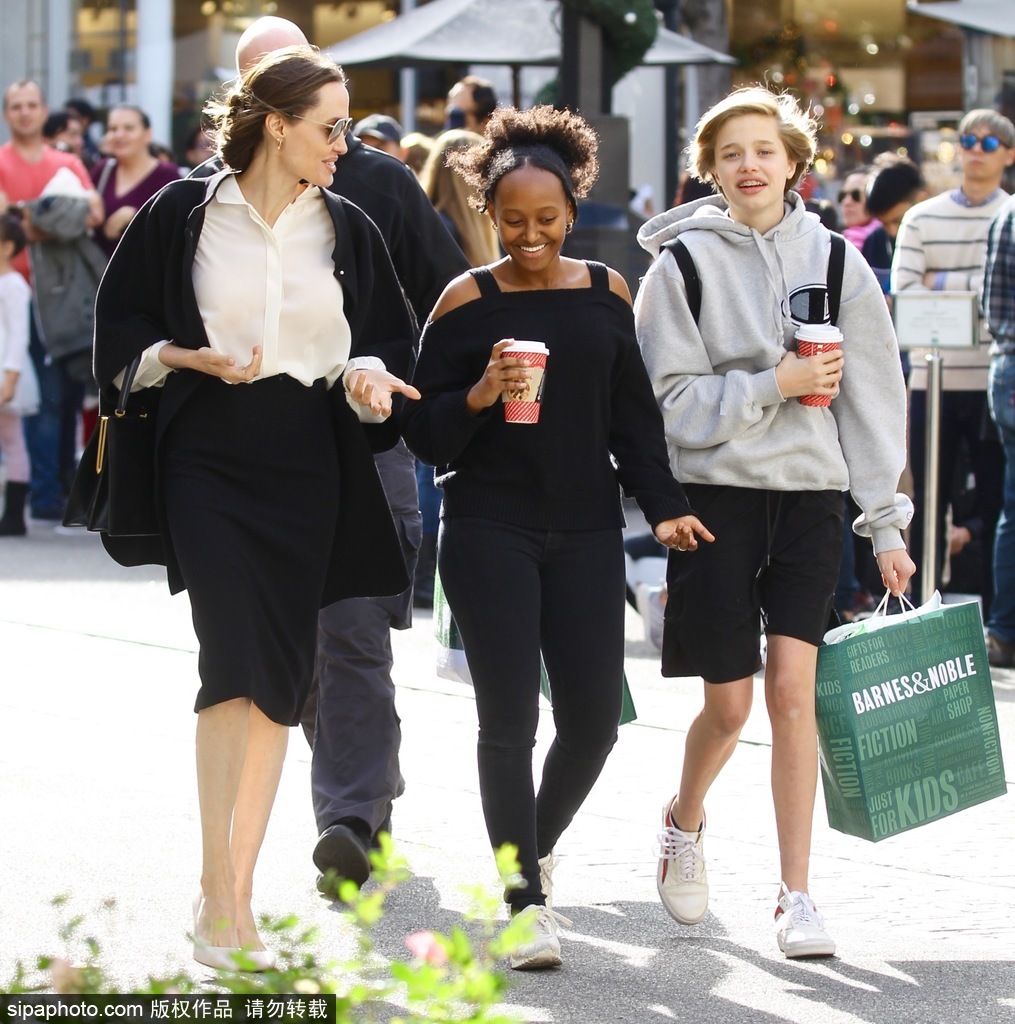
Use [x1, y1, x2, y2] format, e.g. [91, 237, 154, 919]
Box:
[987, 633, 1015, 669]
[29, 506, 65, 522]
[371, 807, 393, 850]
[313, 819, 371, 896]
[0, 482, 29, 536]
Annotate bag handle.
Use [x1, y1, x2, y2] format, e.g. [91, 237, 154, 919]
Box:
[96, 354, 144, 472]
[96, 158, 116, 198]
[869, 590, 917, 621]
[115, 354, 143, 416]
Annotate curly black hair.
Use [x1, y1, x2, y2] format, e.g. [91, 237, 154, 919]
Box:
[446, 105, 599, 213]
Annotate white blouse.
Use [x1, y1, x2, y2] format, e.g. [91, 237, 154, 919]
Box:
[128, 175, 382, 403]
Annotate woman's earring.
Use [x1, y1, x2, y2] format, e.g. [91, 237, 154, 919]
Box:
[566, 220, 574, 234]
[276, 134, 284, 151]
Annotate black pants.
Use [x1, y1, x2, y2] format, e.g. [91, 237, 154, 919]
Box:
[438, 517, 624, 910]
[909, 390, 1003, 616]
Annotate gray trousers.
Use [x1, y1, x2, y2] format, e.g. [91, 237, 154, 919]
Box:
[300, 443, 421, 837]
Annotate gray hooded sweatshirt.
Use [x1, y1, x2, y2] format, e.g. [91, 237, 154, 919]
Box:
[634, 191, 912, 554]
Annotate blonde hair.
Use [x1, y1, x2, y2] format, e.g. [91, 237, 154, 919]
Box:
[400, 131, 434, 176]
[421, 129, 500, 268]
[688, 86, 817, 194]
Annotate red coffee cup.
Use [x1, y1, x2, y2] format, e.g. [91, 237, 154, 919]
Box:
[795, 324, 843, 408]
[500, 340, 549, 423]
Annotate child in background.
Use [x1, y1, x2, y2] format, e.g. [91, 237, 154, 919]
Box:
[0, 210, 37, 536]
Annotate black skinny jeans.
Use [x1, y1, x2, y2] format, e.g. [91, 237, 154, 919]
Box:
[438, 517, 625, 911]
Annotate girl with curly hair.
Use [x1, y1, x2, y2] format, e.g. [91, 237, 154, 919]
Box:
[401, 105, 712, 970]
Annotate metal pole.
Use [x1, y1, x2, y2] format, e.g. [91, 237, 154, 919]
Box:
[560, 5, 580, 111]
[399, 0, 417, 132]
[657, 0, 682, 207]
[921, 352, 943, 603]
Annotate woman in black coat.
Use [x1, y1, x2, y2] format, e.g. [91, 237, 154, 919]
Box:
[92, 48, 417, 971]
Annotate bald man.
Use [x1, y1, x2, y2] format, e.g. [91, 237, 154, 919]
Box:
[203, 17, 469, 895]
[234, 15, 307, 69]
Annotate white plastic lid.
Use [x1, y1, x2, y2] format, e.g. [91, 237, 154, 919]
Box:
[501, 339, 549, 354]
[794, 323, 843, 343]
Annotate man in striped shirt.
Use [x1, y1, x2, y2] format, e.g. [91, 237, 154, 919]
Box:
[891, 109, 1015, 617]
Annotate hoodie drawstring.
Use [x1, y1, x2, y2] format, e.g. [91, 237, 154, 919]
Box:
[756, 491, 785, 580]
[751, 228, 791, 343]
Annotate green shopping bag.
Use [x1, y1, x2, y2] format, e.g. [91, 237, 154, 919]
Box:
[815, 595, 1006, 842]
[434, 568, 638, 725]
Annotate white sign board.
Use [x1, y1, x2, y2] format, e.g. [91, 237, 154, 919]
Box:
[892, 291, 979, 350]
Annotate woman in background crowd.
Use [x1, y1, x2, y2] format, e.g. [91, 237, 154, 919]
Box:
[420, 128, 500, 268]
[90, 105, 180, 260]
[837, 165, 879, 248]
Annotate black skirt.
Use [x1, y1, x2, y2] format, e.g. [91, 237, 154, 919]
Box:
[162, 374, 340, 726]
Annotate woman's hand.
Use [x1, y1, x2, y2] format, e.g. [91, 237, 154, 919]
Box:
[345, 367, 421, 419]
[103, 205, 136, 240]
[159, 343, 263, 384]
[654, 515, 715, 552]
[877, 547, 916, 598]
[466, 340, 532, 415]
[775, 348, 843, 400]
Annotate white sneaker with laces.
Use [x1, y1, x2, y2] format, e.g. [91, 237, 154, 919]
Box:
[655, 798, 708, 925]
[775, 883, 836, 958]
[509, 904, 572, 970]
[538, 852, 557, 908]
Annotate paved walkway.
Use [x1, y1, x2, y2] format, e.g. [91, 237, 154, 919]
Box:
[1, 523, 1013, 1022]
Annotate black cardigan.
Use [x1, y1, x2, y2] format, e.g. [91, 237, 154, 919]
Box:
[400, 267, 692, 530]
[92, 171, 415, 604]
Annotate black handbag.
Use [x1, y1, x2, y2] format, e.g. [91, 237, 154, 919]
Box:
[63, 355, 160, 537]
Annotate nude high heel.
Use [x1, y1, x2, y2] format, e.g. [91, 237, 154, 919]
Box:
[192, 893, 276, 972]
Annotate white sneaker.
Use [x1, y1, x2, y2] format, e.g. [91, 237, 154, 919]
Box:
[538, 851, 557, 908]
[635, 582, 666, 651]
[775, 883, 836, 958]
[509, 904, 571, 970]
[656, 798, 708, 925]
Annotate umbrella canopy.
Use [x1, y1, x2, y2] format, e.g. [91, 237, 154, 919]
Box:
[907, 1, 1015, 38]
[323, 0, 734, 68]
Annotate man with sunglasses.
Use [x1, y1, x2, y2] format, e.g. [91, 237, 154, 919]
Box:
[892, 109, 1015, 618]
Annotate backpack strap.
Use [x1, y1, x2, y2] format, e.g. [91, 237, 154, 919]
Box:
[585, 260, 610, 290]
[96, 158, 116, 196]
[469, 266, 501, 299]
[662, 238, 701, 325]
[826, 231, 846, 326]
[663, 232, 844, 328]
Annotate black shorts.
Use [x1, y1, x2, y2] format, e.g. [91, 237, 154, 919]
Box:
[662, 484, 844, 683]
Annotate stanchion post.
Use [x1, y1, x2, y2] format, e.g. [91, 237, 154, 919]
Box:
[922, 351, 943, 604]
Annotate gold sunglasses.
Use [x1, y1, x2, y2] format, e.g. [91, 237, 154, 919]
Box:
[260, 101, 353, 145]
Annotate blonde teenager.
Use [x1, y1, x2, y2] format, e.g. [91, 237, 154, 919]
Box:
[635, 87, 915, 957]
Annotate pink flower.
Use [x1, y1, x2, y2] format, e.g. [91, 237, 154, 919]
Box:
[404, 930, 448, 966]
[49, 958, 86, 994]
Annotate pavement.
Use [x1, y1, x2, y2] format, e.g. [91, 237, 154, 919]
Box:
[1, 519, 1014, 1022]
